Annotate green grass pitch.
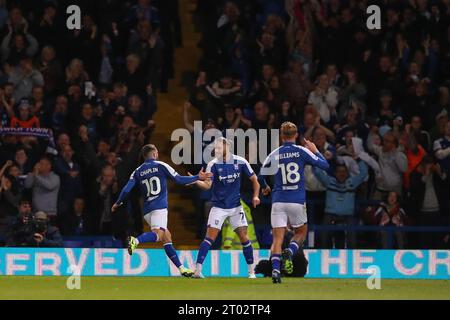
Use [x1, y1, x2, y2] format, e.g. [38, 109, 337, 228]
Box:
[0, 277, 449, 300]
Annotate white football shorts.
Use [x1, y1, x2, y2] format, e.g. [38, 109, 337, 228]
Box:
[271, 202, 307, 228]
[143, 209, 168, 230]
[207, 206, 248, 230]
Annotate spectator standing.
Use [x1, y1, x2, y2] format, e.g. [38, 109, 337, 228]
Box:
[282, 59, 311, 114]
[62, 198, 89, 236]
[409, 155, 447, 248]
[24, 157, 60, 218]
[367, 131, 408, 200]
[374, 191, 407, 249]
[433, 120, 450, 216]
[314, 160, 368, 249]
[4, 199, 33, 246]
[1, 28, 39, 64]
[91, 165, 120, 235]
[308, 74, 338, 126]
[10, 100, 40, 128]
[7, 55, 44, 102]
[36, 46, 63, 97]
[54, 144, 82, 217]
[0, 172, 20, 217]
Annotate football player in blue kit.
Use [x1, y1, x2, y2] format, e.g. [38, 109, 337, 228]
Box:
[259, 122, 330, 283]
[191, 137, 261, 279]
[112, 144, 212, 277]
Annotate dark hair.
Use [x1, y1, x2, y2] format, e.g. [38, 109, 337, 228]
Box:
[40, 156, 53, 165]
[15, 146, 27, 154]
[343, 64, 358, 78]
[19, 198, 30, 205]
[386, 191, 400, 203]
[335, 163, 348, 172]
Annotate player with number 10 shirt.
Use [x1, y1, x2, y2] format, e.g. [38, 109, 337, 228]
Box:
[111, 144, 212, 277]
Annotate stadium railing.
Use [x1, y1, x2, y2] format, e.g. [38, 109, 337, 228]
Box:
[242, 196, 450, 249]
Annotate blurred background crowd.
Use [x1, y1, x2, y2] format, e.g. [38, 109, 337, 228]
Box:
[0, 0, 180, 246]
[0, 0, 449, 249]
[185, 0, 450, 249]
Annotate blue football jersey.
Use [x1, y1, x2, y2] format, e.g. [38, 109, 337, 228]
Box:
[115, 159, 199, 214]
[206, 154, 255, 209]
[259, 142, 329, 204]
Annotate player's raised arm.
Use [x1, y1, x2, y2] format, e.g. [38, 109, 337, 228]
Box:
[312, 166, 331, 188]
[112, 171, 137, 212]
[300, 139, 330, 171]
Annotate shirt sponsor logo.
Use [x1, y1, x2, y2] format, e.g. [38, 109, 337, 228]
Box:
[218, 173, 240, 181]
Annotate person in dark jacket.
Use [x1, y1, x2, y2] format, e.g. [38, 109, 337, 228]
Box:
[0, 174, 20, 217]
[255, 230, 308, 277]
[62, 198, 89, 236]
[6, 209, 62, 247]
[54, 144, 83, 217]
[407, 155, 447, 248]
[5, 199, 33, 246]
[90, 165, 122, 237]
[374, 191, 407, 249]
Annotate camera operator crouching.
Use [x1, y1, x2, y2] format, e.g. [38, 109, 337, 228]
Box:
[6, 207, 63, 247]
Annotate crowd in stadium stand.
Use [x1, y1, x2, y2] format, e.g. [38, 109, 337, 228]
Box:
[186, 0, 450, 249]
[0, 0, 449, 250]
[0, 0, 182, 246]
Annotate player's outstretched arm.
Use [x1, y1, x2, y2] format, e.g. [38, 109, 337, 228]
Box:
[303, 139, 330, 171]
[158, 160, 207, 185]
[195, 179, 212, 191]
[350, 160, 369, 187]
[197, 167, 213, 181]
[172, 172, 200, 185]
[172, 167, 212, 185]
[188, 171, 213, 190]
[112, 176, 136, 212]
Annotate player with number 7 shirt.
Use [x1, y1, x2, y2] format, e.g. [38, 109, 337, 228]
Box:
[111, 144, 212, 277]
[258, 122, 330, 284]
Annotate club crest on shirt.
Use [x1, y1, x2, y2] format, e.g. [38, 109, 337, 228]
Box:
[234, 164, 239, 170]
